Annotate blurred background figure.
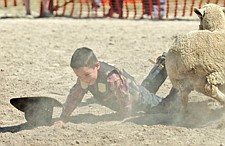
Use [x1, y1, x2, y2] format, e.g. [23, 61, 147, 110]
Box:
[92, 0, 101, 9]
[142, 0, 165, 19]
[105, 0, 123, 18]
[24, 0, 53, 17]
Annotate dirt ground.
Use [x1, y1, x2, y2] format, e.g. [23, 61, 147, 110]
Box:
[1, 18, 225, 146]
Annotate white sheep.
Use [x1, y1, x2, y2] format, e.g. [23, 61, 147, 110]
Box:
[165, 3, 225, 113]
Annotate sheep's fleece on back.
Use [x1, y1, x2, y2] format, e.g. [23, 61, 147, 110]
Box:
[167, 30, 225, 85]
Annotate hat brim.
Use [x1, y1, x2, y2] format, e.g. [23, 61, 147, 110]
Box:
[10, 96, 62, 112]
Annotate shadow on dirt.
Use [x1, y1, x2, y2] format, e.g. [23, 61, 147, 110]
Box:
[70, 113, 121, 124]
[123, 100, 225, 128]
[2, 99, 225, 132]
[70, 100, 225, 129]
[0, 122, 35, 133]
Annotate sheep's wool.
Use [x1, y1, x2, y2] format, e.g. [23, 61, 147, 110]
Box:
[165, 3, 225, 111]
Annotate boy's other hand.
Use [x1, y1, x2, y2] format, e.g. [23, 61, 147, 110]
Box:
[52, 118, 65, 126]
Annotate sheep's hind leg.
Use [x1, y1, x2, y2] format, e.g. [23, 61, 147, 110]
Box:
[177, 79, 193, 113]
[173, 88, 192, 126]
[179, 89, 192, 113]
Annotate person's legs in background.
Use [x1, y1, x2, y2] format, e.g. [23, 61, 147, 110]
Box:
[41, 0, 53, 17]
[24, 0, 31, 15]
[142, 0, 150, 15]
[105, 0, 123, 18]
[118, 0, 123, 18]
[92, 0, 101, 9]
[24, 0, 53, 17]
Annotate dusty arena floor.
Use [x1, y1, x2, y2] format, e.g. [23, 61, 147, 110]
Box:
[1, 18, 225, 145]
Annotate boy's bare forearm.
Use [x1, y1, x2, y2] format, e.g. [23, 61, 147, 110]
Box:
[59, 96, 83, 122]
[59, 85, 85, 122]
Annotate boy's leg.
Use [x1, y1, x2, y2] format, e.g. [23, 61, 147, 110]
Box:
[138, 86, 162, 109]
[141, 52, 167, 94]
[141, 52, 180, 113]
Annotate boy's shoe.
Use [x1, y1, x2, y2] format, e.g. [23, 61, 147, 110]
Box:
[145, 87, 180, 114]
[141, 52, 167, 94]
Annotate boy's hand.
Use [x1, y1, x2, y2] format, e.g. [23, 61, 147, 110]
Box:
[54, 120, 65, 125]
[52, 118, 65, 126]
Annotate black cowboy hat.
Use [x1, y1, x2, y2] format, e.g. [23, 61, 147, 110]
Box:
[10, 96, 63, 126]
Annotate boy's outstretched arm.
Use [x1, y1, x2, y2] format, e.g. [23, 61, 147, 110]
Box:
[55, 83, 86, 124]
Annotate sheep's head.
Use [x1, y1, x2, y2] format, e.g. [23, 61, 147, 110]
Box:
[194, 4, 225, 31]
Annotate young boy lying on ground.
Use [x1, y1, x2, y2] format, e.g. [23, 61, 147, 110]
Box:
[54, 47, 177, 124]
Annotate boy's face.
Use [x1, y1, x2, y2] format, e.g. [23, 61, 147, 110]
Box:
[73, 62, 100, 85]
